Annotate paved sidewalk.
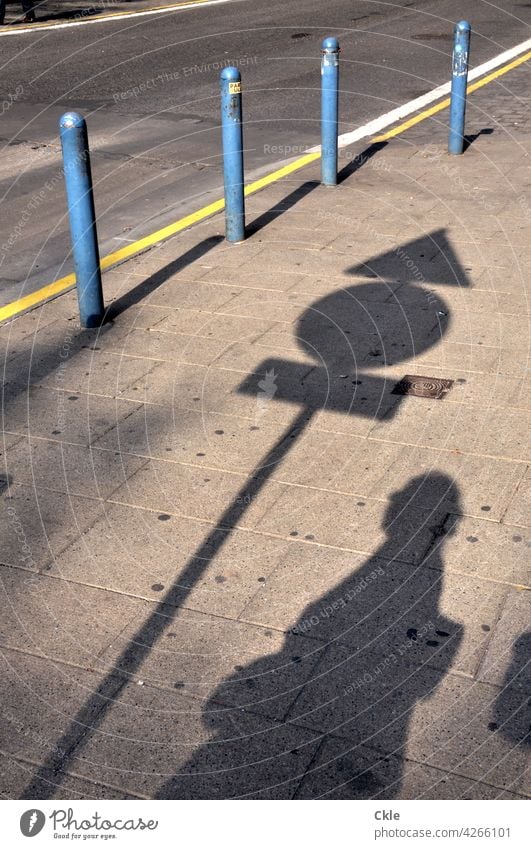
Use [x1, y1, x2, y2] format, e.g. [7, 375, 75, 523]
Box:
[0, 64, 529, 800]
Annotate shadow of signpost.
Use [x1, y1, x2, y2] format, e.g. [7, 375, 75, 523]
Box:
[23, 226, 469, 799]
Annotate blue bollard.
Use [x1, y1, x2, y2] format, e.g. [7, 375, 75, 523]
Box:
[59, 111, 104, 327]
[220, 67, 245, 242]
[321, 36, 340, 186]
[448, 21, 471, 155]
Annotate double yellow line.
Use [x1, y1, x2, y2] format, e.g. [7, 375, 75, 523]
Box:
[1, 48, 529, 324]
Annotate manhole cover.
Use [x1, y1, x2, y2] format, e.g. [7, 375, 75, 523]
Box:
[291, 32, 311, 40]
[392, 375, 454, 399]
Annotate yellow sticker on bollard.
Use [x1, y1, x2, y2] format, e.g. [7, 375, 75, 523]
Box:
[229, 81, 241, 94]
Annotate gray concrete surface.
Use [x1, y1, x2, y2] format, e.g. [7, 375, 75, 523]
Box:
[0, 56, 529, 800]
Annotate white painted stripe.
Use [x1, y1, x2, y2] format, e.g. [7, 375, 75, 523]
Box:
[304, 36, 531, 151]
[0, 0, 236, 37]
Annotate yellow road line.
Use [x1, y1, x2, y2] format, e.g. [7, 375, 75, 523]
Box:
[1, 49, 529, 324]
[0, 152, 320, 323]
[373, 49, 531, 142]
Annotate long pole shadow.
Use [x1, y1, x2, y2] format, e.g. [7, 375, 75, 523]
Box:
[22, 407, 311, 798]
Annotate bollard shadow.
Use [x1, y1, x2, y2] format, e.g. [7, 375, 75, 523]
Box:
[246, 180, 319, 236]
[1, 235, 222, 412]
[104, 235, 223, 321]
[337, 140, 388, 183]
[246, 141, 389, 237]
[463, 128, 494, 152]
[155, 474, 464, 798]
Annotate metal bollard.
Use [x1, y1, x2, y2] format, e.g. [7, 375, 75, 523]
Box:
[448, 20, 471, 155]
[59, 111, 104, 328]
[321, 36, 340, 186]
[220, 66, 245, 242]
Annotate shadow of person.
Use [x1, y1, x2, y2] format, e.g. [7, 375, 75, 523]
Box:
[156, 474, 463, 799]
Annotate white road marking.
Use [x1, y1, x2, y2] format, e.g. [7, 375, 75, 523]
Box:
[305, 36, 531, 151]
[0, 0, 237, 37]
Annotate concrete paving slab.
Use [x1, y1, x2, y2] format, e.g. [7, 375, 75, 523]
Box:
[93, 404, 298, 476]
[289, 645, 529, 794]
[369, 398, 530, 461]
[402, 342, 504, 374]
[132, 280, 242, 312]
[68, 680, 321, 799]
[294, 736, 527, 800]
[212, 339, 315, 373]
[107, 457, 281, 529]
[1, 484, 106, 571]
[198, 266, 307, 292]
[4, 439, 148, 500]
[219, 290, 316, 324]
[102, 302, 171, 331]
[4, 386, 142, 447]
[254, 483, 447, 565]
[367, 445, 526, 522]
[477, 589, 531, 693]
[153, 311, 276, 341]
[424, 515, 530, 586]
[99, 601, 325, 722]
[33, 348, 159, 397]
[0, 565, 143, 667]
[103, 328, 228, 366]
[49, 503, 289, 619]
[241, 547, 508, 677]
[0, 648, 106, 766]
[266, 425, 525, 521]
[120, 361, 313, 424]
[267, 430, 404, 495]
[503, 466, 531, 527]
[0, 431, 25, 453]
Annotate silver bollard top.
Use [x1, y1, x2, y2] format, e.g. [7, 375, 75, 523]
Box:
[220, 66, 241, 82]
[59, 111, 86, 130]
[321, 36, 340, 53]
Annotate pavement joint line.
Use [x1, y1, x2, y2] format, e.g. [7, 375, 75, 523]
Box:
[0, 0, 237, 37]
[12, 453, 529, 522]
[100, 497, 529, 565]
[1, 562, 294, 634]
[1, 41, 530, 324]
[31, 433, 530, 472]
[8, 381, 531, 451]
[17, 380, 531, 441]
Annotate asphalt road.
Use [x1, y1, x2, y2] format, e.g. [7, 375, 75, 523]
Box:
[0, 0, 530, 304]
